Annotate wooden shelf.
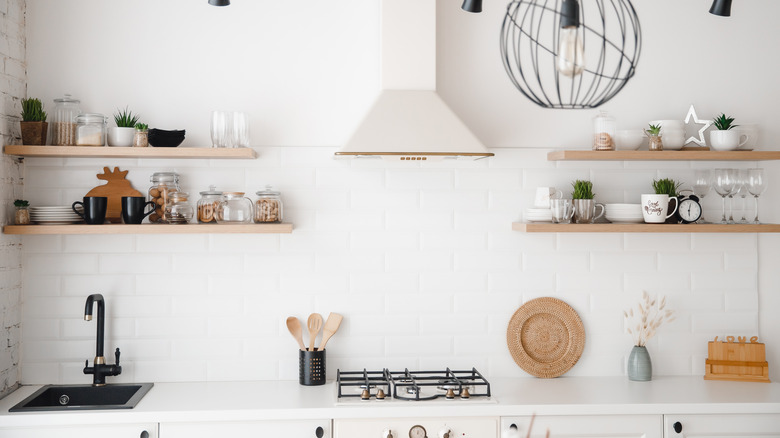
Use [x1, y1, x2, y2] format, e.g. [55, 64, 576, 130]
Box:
[3, 223, 293, 235]
[3, 145, 258, 159]
[512, 222, 780, 233]
[547, 150, 780, 161]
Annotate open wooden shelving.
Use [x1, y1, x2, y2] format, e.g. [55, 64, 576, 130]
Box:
[3, 145, 258, 159]
[3, 223, 293, 235]
[547, 150, 780, 161]
[512, 222, 780, 233]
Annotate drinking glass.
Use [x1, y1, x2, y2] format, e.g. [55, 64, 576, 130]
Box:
[713, 169, 735, 224]
[692, 170, 712, 223]
[736, 169, 750, 223]
[210, 111, 232, 148]
[231, 111, 250, 148]
[747, 168, 767, 224]
[727, 171, 745, 224]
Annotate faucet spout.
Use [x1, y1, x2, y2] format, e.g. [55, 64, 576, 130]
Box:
[83, 294, 121, 386]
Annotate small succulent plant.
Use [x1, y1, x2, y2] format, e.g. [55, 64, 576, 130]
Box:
[652, 178, 683, 197]
[114, 107, 140, 128]
[713, 113, 737, 131]
[571, 179, 595, 199]
[20, 98, 47, 122]
[646, 123, 662, 137]
[135, 123, 148, 131]
[13, 199, 29, 207]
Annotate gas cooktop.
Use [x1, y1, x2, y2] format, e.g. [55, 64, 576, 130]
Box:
[336, 368, 493, 404]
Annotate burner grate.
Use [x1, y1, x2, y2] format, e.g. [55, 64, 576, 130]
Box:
[336, 367, 490, 401]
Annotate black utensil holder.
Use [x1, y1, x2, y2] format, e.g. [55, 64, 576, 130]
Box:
[299, 349, 326, 386]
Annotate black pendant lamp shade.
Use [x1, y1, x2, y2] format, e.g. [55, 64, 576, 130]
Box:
[709, 0, 732, 17]
[462, 0, 482, 13]
[208, 0, 230, 6]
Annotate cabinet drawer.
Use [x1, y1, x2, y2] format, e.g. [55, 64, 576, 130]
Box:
[160, 420, 331, 438]
[501, 415, 662, 438]
[665, 414, 780, 437]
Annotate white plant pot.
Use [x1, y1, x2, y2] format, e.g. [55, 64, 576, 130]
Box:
[709, 130, 749, 151]
[108, 127, 135, 147]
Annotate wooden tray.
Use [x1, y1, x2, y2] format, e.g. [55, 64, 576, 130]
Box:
[704, 336, 770, 383]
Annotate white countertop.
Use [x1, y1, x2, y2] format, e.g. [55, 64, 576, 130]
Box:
[1, 377, 779, 427]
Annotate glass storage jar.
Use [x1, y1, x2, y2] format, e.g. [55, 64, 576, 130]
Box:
[148, 172, 180, 223]
[164, 191, 193, 224]
[593, 111, 616, 151]
[254, 185, 283, 223]
[75, 113, 107, 146]
[197, 185, 222, 224]
[216, 192, 253, 224]
[50, 94, 81, 145]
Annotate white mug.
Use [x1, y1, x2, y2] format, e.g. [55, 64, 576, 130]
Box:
[641, 194, 679, 223]
[662, 129, 685, 150]
[709, 130, 749, 151]
[534, 187, 563, 208]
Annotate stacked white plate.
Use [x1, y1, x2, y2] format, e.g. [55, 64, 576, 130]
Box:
[30, 206, 84, 225]
[525, 207, 553, 222]
[605, 203, 643, 223]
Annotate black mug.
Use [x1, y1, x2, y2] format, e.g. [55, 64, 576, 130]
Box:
[121, 196, 156, 224]
[72, 197, 107, 225]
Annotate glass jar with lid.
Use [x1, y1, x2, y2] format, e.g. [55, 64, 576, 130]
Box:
[75, 113, 107, 146]
[254, 185, 283, 223]
[164, 192, 194, 224]
[50, 94, 81, 145]
[593, 111, 616, 151]
[216, 192, 254, 224]
[148, 172, 180, 223]
[197, 185, 222, 224]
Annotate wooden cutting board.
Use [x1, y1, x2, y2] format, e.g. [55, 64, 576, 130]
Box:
[85, 167, 143, 223]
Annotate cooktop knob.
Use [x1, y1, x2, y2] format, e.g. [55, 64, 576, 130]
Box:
[438, 427, 452, 438]
[382, 428, 394, 438]
[376, 388, 386, 400]
[361, 389, 370, 400]
[460, 387, 470, 399]
[445, 388, 455, 399]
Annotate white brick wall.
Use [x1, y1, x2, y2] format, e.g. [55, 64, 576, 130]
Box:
[17, 148, 767, 384]
[0, 0, 25, 398]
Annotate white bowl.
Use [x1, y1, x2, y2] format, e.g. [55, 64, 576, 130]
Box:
[615, 130, 645, 150]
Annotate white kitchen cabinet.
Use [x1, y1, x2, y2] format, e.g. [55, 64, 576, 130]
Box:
[501, 415, 662, 438]
[160, 420, 331, 438]
[334, 417, 498, 438]
[664, 414, 780, 437]
[0, 423, 158, 438]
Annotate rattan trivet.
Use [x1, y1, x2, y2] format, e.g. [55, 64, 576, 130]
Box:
[506, 297, 585, 378]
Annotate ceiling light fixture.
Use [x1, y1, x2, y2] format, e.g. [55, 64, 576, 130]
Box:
[709, 0, 732, 17]
[461, 0, 482, 13]
[500, 0, 641, 109]
[208, 0, 230, 6]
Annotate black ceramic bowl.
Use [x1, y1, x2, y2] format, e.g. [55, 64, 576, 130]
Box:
[148, 129, 186, 147]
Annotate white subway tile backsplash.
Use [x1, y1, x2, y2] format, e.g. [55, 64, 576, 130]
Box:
[591, 252, 656, 273]
[135, 317, 208, 338]
[420, 272, 487, 293]
[62, 275, 136, 296]
[386, 169, 454, 190]
[99, 254, 171, 274]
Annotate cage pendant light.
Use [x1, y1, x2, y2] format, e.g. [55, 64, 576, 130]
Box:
[500, 0, 641, 109]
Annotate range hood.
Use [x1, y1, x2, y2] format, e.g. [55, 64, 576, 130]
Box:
[335, 0, 493, 162]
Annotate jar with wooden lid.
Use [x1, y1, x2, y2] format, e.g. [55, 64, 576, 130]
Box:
[254, 185, 283, 223]
[216, 192, 253, 224]
[593, 111, 616, 151]
[164, 191, 193, 224]
[75, 113, 107, 146]
[148, 172, 180, 223]
[50, 94, 81, 145]
[197, 185, 222, 223]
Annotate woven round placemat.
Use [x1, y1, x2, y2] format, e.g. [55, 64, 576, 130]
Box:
[506, 297, 585, 378]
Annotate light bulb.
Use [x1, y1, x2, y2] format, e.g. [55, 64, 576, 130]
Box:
[557, 26, 585, 77]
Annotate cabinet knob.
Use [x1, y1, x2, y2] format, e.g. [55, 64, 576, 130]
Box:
[316, 426, 324, 438]
[673, 422, 683, 433]
[382, 429, 394, 438]
[140, 431, 149, 438]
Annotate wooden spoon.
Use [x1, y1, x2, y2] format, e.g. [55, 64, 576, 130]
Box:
[286, 316, 306, 351]
[318, 312, 343, 351]
[307, 313, 323, 351]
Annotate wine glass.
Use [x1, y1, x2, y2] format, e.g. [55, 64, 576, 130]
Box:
[736, 169, 750, 223]
[692, 170, 712, 223]
[727, 171, 745, 224]
[747, 168, 767, 224]
[713, 169, 736, 224]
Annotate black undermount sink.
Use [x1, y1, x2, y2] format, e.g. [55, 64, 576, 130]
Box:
[9, 383, 154, 412]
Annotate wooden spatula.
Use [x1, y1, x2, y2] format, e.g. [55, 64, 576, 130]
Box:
[307, 313, 323, 351]
[318, 312, 343, 351]
[286, 316, 306, 351]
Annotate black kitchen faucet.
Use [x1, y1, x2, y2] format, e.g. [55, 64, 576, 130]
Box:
[83, 294, 122, 386]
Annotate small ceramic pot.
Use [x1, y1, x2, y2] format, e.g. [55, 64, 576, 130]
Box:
[108, 127, 135, 147]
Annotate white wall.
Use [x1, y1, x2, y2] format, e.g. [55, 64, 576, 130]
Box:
[17, 0, 780, 384]
[0, 0, 26, 397]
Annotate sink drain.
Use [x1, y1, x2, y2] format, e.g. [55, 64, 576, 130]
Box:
[58, 394, 70, 406]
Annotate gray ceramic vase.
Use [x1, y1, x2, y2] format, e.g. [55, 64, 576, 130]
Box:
[627, 345, 652, 381]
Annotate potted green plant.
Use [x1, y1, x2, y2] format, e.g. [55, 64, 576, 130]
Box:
[20, 98, 48, 145]
[13, 199, 30, 224]
[652, 178, 683, 224]
[646, 123, 662, 151]
[571, 180, 605, 224]
[108, 107, 140, 147]
[133, 123, 149, 147]
[710, 114, 747, 151]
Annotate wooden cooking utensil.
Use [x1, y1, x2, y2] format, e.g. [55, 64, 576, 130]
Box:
[318, 312, 343, 351]
[286, 316, 306, 351]
[85, 167, 142, 223]
[307, 313, 323, 351]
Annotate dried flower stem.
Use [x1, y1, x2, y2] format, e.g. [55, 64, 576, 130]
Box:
[623, 291, 675, 347]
